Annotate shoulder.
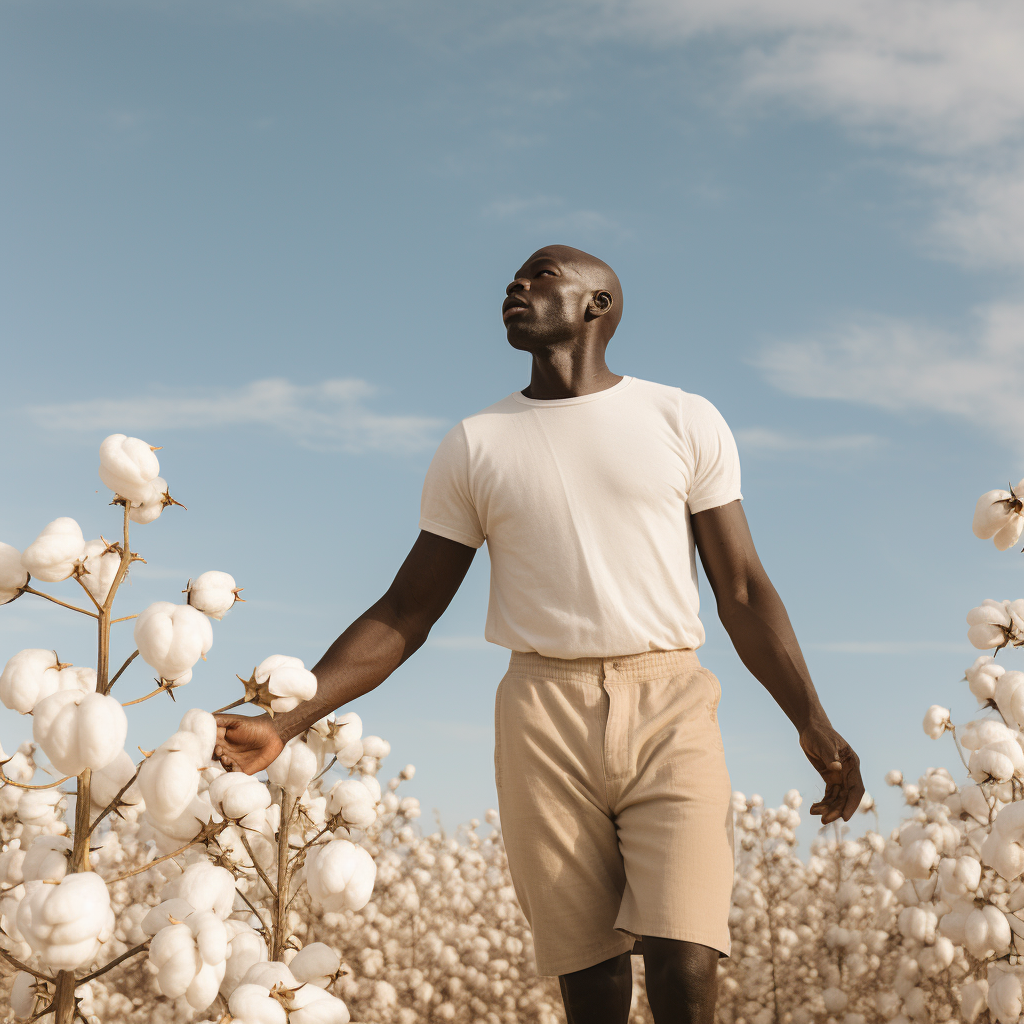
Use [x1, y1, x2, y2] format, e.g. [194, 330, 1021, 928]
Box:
[629, 379, 730, 429]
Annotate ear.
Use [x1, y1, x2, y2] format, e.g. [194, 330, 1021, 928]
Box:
[585, 290, 614, 320]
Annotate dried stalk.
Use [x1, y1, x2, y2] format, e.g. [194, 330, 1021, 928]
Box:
[21, 587, 97, 619]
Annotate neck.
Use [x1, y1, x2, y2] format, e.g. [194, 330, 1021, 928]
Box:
[522, 345, 622, 400]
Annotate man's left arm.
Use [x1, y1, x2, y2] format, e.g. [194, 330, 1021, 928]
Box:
[691, 499, 865, 824]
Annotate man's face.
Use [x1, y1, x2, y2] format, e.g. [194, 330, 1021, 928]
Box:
[501, 250, 590, 350]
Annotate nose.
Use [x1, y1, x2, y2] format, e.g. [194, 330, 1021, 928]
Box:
[506, 276, 530, 296]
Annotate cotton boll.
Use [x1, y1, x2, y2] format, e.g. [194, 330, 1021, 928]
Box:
[167, 862, 236, 919]
[0, 542, 29, 604]
[267, 737, 318, 795]
[229, 983, 288, 1024]
[10, 972, 38, 1019]
[994, 516, 1024, 551]
[988, 971, 1022, 1024]
[142, 899, 198, 936]
[960, 979, 989, 1024]
[220, 922, 268, 996]
[965, 905, 1013, 959]
[20, 518, 86, 583]
[922, 706, 950, 740]
[17, 872, 114, 970]
[186, 959, 227, 1012]
[327, 779, 377, 829]
[290, 942, 342, 988]
[129, 477, 179, 525]
[179, 708, 217, 764]
[90, 750, 143, 809]
[21, 836, 72, 882]
[32, 690, 128, 777]
[150, 923, 200, 999]
[138, 731, 205, 824]
[98, 434, 161, 505]
[961, 718, 1017, 750]
[253, 655, 318, 714]
[287, 983, 351, 1024]
[361, 736, 391, 760]
[134, 602, 213, 684]
[970, 747, 1017, 783]
[1, 649, 95, 715]
[242, 962, 298, 989]
[967, 655, 1005, 702]
[305, 839, 376, 912]
[186, 571, 242, 620]
[77, 539, 121, 605]
[208, 772, 271, 822]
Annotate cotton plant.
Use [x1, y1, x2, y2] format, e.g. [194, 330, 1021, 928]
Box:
[0, 435, 394, 1024]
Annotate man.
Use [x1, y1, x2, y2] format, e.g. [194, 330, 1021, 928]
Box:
[214, 245, 864, 1024]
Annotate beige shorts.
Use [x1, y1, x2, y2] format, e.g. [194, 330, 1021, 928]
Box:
[494, 648, 734, 977]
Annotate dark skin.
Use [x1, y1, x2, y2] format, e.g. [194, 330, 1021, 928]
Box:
[214, 245, 864, 1024]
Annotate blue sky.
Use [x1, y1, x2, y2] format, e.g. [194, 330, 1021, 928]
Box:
[2, 0, 1023, 843]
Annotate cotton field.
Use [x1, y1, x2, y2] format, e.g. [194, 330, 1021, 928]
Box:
[1, 443, 1024, 1023]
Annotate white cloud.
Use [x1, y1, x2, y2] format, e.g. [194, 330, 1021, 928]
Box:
[482, 195, 617, 235]
[734, 427, 881, 454]
[753, 303, 1024, 439]
[27, 378, 447, 455]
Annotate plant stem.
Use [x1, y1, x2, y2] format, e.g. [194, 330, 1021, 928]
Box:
[87, 761, 143, 838]
[239, 832, 278, 898]
[0, 946, 51, 981]
[105, 833, 216, 884]
[77, 941, 150, 983]
[69, 770, 92, 874]
[122, 685, 168, 706]
[273, 792, 296, 960]
[75, 575, 104, 614]
[212, 697, 247, 715]
[107, 649, 140, 691]
[21, 587, 97, 619]
[110, 614, 138, 624]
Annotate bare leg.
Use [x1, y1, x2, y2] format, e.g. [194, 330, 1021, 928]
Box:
[642, 937, 719, 1024]
[559, 951, 633, 1024]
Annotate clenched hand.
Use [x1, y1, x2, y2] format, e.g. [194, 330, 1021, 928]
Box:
[214, 713, 284, 775]
[800, 721, 865, 825]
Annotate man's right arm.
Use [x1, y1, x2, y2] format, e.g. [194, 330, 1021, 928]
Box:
[213, 530, 476, 774]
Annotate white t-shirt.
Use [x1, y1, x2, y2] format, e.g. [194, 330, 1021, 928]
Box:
[419, 376, 742, 659]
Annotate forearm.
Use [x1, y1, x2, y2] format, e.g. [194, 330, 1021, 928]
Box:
[716, 571, 828, 733]
[271, 597, 428, 744]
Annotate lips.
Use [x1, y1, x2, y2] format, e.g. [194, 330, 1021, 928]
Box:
[502, 298, 529, 319]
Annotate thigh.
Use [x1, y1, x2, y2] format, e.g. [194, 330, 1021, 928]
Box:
[613, 667, 734, 954]
[495, 671, 634, 977]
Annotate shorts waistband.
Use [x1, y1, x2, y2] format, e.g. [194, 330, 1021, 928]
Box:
[507, 648, 701, 684]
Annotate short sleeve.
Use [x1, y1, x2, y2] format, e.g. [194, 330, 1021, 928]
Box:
[684, 397, 743, 514]
[419, 424, 486, 549]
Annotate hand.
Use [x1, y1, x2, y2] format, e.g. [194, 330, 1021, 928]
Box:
[214, 713, 284, 775]
[800, 719, 865, 824]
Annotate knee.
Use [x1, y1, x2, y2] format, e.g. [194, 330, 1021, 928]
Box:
[642, 938, 718, 1021]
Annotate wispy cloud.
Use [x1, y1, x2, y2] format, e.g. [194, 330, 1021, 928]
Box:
[753, 304, 1024, 442]
[27, 378, 447, 455]
[482, 195, 618, 235]
[734, 427, 881, 454]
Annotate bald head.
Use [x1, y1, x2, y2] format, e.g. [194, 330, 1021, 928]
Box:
[530, 245, 622, 337]
[502, 245, 623, 351]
